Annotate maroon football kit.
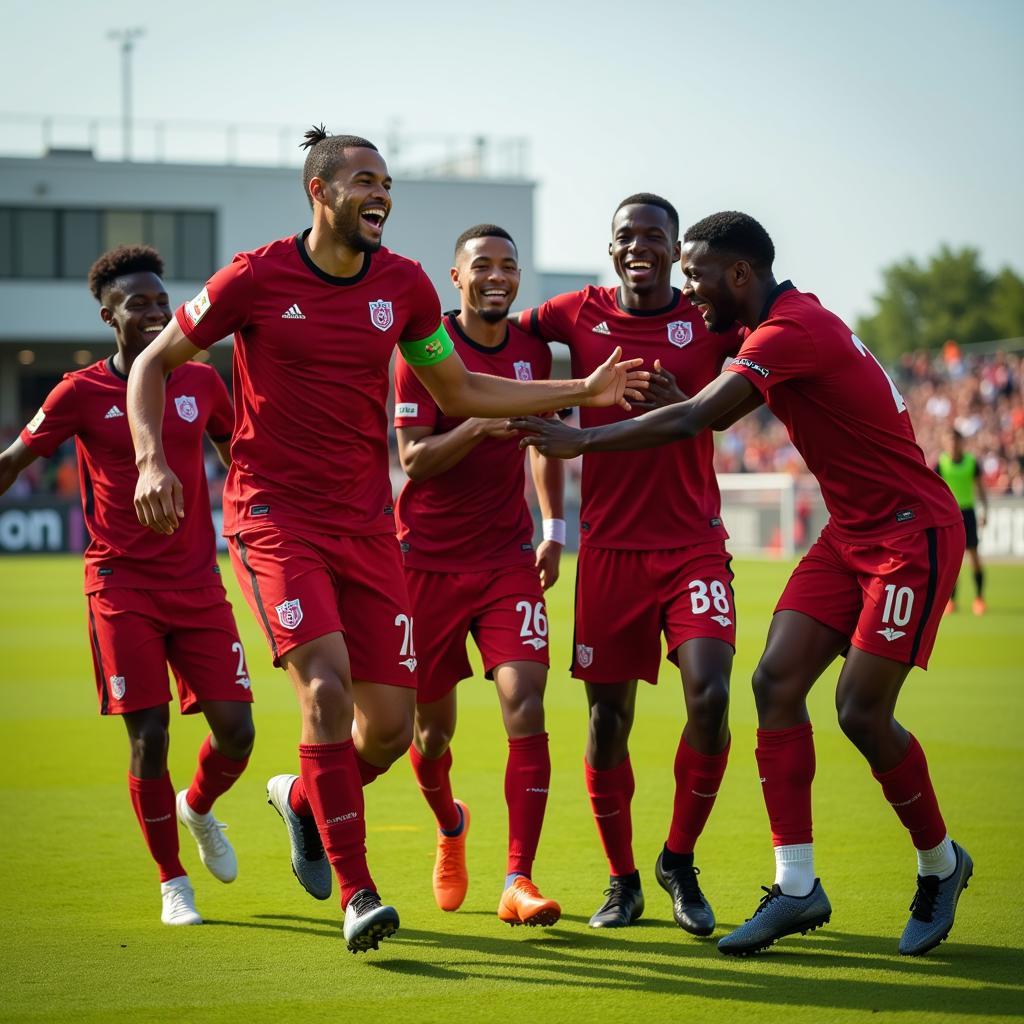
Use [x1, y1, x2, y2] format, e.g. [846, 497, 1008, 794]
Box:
[395, 313, 551, 702]
[20, 358, 251, 715]
[518, 286, 741, 683]
[726, 282, 964, 668]
[175, 231, 442, 680]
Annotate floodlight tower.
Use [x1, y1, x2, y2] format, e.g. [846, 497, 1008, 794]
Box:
[107, 27, 145, 161]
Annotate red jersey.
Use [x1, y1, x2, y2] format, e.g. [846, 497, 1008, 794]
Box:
[20, 358, 232, 594]
[726, 283, 961, 541]
[518, 286, 740, 549]
[394, 313, 551, 571]
[174, 231, 441, 538]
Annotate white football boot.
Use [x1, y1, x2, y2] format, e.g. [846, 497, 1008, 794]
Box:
[176, 790, 238, 883]
[160, 875, 203, 925]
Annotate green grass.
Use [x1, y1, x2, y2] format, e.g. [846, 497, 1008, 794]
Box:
[0, 555, 1021, 1023]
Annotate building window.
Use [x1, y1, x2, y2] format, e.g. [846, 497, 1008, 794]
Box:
[0, 207, 216, 281]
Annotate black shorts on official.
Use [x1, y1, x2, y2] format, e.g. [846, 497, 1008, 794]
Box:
[962, 508, 978, 550]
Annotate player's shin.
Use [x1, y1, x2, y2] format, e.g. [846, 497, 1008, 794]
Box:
[666, 736, 730, 856]
[505, 733, 551, 879]
[408, 745, 461, 833]
[298, 740, 374, 907]
[755, 722, 816, 896]
[872, 733, 955, 878]
[185, 735, 249, 815]
[128, 772, 187, 882]
[584, 757, 637, 877]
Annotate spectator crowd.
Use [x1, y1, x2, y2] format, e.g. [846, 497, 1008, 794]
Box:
[4, 346, 1022, 504]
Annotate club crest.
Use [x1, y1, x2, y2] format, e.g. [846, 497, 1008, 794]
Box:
[275, 598, 304, 630]
[667, 321, 693, 348]
[369, 299, 394, 332]
[109, 675, 126, 700]
[513, 360, 534, 382]
[575, 643, 594, 668]
[174, 395, 198, 423]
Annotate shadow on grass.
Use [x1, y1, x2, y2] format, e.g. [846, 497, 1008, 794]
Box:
[215, 914, 1023, 1016]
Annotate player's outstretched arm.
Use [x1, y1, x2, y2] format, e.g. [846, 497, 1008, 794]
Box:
[0, 438, 39, 497]
[127, 320, 201, 535]
[411, 344, 649, 417]
[513, 371, 757, 458]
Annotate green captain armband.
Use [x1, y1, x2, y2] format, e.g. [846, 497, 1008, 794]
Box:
[398, 324, 454, 366]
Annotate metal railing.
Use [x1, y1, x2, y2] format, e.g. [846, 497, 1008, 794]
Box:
[0, 113, 531, 180]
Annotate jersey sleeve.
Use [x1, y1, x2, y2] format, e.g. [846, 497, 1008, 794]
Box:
[174, 254, 255, 350]
[393, 355, 440, 429]
[725, 316, 816, 395]
[19, 377, 80, 458]
[204, 369, 234, 442]
[516, 291, 585, 344]
[400, 265, 443, 343]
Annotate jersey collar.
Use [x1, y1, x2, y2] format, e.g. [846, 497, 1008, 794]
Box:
[757, 279, 796, 326]
[615, 286, 682, 317]
[445, 310, 510, 354]
[295, 228, 373, 286]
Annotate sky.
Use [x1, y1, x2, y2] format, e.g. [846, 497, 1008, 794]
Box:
[3, 0, 1022, 324]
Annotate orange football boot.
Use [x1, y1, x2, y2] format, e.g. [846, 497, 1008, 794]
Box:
[943, 599, 956, 616]
[972, 597, 987, 616]
[498, 876, 561, 927]
[432, 800, 470, 912]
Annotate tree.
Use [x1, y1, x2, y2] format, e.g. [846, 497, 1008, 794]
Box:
[855, 246, 1024, 359]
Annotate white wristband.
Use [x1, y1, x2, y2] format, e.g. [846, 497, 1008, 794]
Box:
[542, 518, 566, 545]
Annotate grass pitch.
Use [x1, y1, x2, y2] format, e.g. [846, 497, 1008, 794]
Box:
[0, 554, 1021, 1024]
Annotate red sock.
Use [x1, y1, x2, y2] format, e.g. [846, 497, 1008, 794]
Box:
[872, 733, 947, 850]
[666, 736, 730, 855]
[356, 753, 388, 788]
[584, 757, 636, 876]
[288, 776, 312, 817]
[298, 740, 373, 908]
[185, 735, 249, 815]
[128, 773, 186, 882]
[505, 733, 551, 877]
[408, 745, 460, 832]
[755, 723, 815, 846]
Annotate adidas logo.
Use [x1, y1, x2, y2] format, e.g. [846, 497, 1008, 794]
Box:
[592, 321, 611, 335]
[281, 304, 306, 319]
[104, 405, 124, 419]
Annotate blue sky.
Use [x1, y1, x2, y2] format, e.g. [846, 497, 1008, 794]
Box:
[5, 0, 1022, 323]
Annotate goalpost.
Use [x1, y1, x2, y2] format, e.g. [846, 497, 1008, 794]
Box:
[717, 473, 798, 558]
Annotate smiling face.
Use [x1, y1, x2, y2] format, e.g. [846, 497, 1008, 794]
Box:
[313, 146, 393, 254]
[100, 271, 171, 356]
[452, 235, 520, 323]
[680, 241, 746, 334]
[609, 203, 680, 298]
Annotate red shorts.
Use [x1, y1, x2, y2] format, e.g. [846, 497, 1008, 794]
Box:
[229, 524, 417, 687]
[776, 521, 965, 669]
[573, 542, 736, 685]
[406, 564, 549, 704]
[86, 585, 253, 716]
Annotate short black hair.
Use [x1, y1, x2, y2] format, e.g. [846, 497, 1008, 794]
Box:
[613, 193, 680, 240]
[87, 244, 164, 303]
[300, 124, 379, 208]
[683, 211, 775, 272]
[454, 224, 517, 260]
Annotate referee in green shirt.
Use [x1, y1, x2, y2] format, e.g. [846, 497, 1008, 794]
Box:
[936, 430, 989, 615]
